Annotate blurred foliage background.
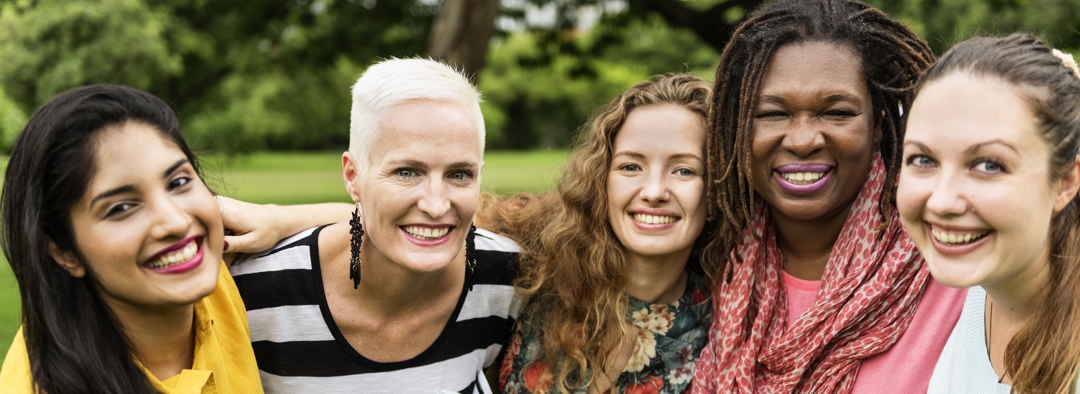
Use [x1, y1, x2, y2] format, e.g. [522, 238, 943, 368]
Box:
[3, 0, 1077, 156]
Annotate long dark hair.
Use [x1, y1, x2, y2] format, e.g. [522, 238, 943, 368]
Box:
[915, 33, 1080, 394]
[706, 0, 935, 272]
[1, 84, 202, 393]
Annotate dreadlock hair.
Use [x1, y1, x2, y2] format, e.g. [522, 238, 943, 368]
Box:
[484, 74, 713, 392]
[914, 33, 1080, 394]
[707, 0, 935, 275]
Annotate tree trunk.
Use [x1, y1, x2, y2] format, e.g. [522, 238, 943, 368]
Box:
[426, 0, 499, 82]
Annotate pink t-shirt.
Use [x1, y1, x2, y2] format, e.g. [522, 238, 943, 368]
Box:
[782, 271, 966, 393]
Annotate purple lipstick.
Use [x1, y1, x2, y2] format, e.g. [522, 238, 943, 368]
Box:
[774, 163, 832, 195]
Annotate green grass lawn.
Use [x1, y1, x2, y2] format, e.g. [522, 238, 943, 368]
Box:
[0, 150, 567, 357]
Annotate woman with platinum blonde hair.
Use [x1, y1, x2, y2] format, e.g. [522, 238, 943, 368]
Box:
[227, 58, 520, 393]
[898, 34, 1080, 393]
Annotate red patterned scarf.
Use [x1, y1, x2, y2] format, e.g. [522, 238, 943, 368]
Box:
[691, 152, 930, 393]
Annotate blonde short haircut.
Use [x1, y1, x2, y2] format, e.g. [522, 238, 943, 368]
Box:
[348, 58, 485, 175]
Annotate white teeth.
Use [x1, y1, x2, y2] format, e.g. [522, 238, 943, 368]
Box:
[403, 226, 450, 240]
[145, 240, 198, 269]
[632, 213, 677, 225]
[932, 229, 989, 245]
[781, 172, 825, 184]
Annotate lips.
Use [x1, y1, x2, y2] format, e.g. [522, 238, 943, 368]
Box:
[402, 225, 450, 240]
[774, 163, 833, 195]
[400, 224, 454, 246]
[144, 235, 205, 274]
[632, 213, 678, 225]
[926, 223, 993, 256]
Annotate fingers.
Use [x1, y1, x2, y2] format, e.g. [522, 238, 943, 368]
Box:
[224, 231, 278, 254]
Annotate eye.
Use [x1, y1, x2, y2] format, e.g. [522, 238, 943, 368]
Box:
[821, 110, 859, 120]
[755, 111, 789, 120]
[973, 160, 1005, 174]
[395, 169, 416, 178]
[448, 171, 473, 181]
[904, 154, 936, 168]
[675, 168, 696, 176]
[104, 202, 136, 218]
[618, 163, 641, 172]
[168, 176, 192, 190]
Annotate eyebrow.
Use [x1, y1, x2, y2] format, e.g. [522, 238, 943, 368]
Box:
[89, 159, 188, 208]
[903, 140, 932, 153]
[386, 159, 479, 169]
[758, 93, 861, 106]
[613, 151, 703, 161]
[966, 139, 1020, 155]
[904, 139, 1020, 155]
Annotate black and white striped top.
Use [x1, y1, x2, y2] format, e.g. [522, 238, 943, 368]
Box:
[230, 226, 521, 394]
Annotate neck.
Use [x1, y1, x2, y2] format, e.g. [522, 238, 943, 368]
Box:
[103, 297, 196, 381]
[983, 246, 1053, 383]
[326, 224, 464, 317]
[771, 203, 853, 281]
[624, 249, 691, 304]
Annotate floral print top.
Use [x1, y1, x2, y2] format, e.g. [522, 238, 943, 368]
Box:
[499, 270, 712, 394]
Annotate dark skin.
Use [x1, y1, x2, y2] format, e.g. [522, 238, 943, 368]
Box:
[749, 42, 882, 280]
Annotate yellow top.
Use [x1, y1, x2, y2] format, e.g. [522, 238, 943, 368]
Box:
[0, 262, 263, 393]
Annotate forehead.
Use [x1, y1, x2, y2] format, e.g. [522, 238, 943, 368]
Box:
[908, 72, 1039, 148]
[758, 41, 868, 100]
[83, 123, 186, 196]
[371, 100, 481, 164]
[614, 104, 705, 155]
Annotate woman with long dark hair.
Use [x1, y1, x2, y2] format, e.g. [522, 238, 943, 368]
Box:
[0, 85, 262, 393]
[899, 33, 1080, 393]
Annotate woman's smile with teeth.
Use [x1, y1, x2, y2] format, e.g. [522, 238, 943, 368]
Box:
[403, 226, 450, 240]
[145, 241, 199, 269]
[632, 213, 677, 225]
[931, 228, 990, 245]
[781, 172, 826, 184]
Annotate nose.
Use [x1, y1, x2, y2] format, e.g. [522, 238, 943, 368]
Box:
[781, 116, 826, 157]
[924, 171, 970, 217]
[149, 194, 192, 240]
[417, 177, 451, 218]
[638, 168, 671, 205]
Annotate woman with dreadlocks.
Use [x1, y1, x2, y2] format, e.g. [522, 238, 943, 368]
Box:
[692, 0, 966, 392]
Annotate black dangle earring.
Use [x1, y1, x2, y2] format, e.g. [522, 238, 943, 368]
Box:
[349, 205, 364, 289]
[464, 225, 478, 291]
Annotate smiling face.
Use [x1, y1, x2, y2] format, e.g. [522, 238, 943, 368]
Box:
[898, 72, 1072, 291]
[750, 41, 881, 223]
[58, 122, 222, 312]
[607, 104, 707, 264]
[345, 100, 482, 273]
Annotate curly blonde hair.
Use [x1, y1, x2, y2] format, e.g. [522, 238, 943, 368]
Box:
[482, 73, 714, 392]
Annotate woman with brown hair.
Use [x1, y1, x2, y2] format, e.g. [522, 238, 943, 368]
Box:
[899, 33, 1080, 393]
[692, 0, 966, 392]
[494, 74, 715, 393]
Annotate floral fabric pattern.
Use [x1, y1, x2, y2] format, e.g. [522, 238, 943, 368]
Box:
[501, 270, 712, 394]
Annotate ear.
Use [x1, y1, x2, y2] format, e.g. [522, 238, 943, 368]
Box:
[342, 151, 363, 203]
[1053, 155, 1080, 212]
[47, 240, 85, 278]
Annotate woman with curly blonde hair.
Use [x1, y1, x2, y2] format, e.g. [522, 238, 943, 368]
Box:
[488, 73, 717, 393]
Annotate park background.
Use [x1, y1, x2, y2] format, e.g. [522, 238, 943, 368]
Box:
[1, 0, 1079, 357]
